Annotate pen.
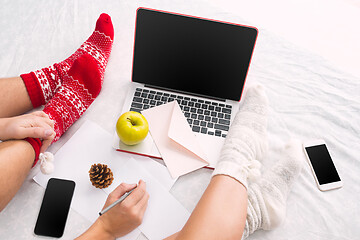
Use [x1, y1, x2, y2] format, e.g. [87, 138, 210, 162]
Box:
[99, 188, 135, 216]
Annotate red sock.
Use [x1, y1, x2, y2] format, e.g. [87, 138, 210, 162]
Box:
[24, 137, 42, 167]
[43, 54, 102, 142]
[21, 13, 114, 108]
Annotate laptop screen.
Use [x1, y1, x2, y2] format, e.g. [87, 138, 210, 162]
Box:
[132, 8, 258, 101]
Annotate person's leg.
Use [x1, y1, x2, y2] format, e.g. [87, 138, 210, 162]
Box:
[0, 51, 106, 211]
[243, 140, 304, 238]
[170, 175, 248, 239]
[0, 140, 35, 211]
[0, 77, 33, 118]
[0, 13, 113, 118]
[166, 139, 304, 240]
[19, 13, 113, 109]
[0, 14, 113, 210]
[42, 54, 102, 142]
[166, 84, 270, 240]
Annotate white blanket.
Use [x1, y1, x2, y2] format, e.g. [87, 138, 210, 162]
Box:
[0, 0, 358, 239]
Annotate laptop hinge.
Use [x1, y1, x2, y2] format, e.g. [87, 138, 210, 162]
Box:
[144, 84, 226, 102]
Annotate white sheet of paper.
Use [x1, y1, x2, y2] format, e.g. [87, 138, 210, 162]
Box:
[33, 120, 181, 240]
[103, 158, 190, 240]
[33, 121, 117, 223]
[131, 154, 177, 191]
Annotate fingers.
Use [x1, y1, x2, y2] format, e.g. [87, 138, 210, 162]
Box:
[30, 111, 54, 129]
[31, 116, 54, 138]
[18, 126, 53, 140]
[136, 188, 149, 218]
[120, 180, 149, 226]
[0, 112, 55, 143]
[22, 114, 55, 152]
[104, 183, 137, 210]
[29, 112, 55, 152]
[17, 112, 55, 140]
[110, 183, 137, 199]
[31, 111, 49, 118]
[40, 131, 56, 153]
[123, 180, 147, 206]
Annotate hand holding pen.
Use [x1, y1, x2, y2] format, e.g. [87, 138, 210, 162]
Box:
[78, 180, 149, 239]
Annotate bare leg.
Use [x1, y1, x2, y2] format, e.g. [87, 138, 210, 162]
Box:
[0, 77, 33, 118]
[165, 175, 247, 240]
[166, 84, 269, 240]
[0, 140, 35, 211]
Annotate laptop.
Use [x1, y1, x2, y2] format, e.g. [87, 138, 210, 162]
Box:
[113, 8, 258, 168]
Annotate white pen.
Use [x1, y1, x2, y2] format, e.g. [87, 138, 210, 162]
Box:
[99, 188, 135, 216]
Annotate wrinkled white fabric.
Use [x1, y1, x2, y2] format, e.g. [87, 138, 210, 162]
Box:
[213, 84, 269, 189]
[0, 1, 359, 239]
[243, 140, 304, 239]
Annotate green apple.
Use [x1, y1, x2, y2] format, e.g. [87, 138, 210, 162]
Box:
[116, 111, 149, 145]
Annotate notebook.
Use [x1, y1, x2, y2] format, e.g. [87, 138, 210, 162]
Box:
[113, 7, 258, 168]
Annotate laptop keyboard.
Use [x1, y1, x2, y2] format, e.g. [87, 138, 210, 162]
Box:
[129, 88, 232, 138]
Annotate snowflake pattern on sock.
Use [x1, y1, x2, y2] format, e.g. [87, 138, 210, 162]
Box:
[43, 54, 102, 142]
[21, 14, 113, 107]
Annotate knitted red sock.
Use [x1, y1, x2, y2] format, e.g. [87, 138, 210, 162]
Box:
[43, 54, 102, 142]
[21, 13, 114, 108]
[24, 137, 42, 167]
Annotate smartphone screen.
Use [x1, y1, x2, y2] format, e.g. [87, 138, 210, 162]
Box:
[305, 144, 341, 185]
[34, 178, 75, 238]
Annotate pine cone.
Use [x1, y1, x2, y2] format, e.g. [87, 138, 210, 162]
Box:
[89, 163, 114, 189]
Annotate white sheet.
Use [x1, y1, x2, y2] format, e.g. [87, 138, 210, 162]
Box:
[0, 0, 359, 239]
[33, 120, 184, 240]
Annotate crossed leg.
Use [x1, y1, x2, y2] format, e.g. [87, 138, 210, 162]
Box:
[0, 76, 51, 211]
[0, 13, 114, 212]
[0, 77, 33, 118]
[0, 77, 39, 211]
[0, 140, 35, 211]
[0, 54, 106, 211]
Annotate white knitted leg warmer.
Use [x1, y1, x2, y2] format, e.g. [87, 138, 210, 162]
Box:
[212, 84, 269, 189]
[242, 139, 304, 239]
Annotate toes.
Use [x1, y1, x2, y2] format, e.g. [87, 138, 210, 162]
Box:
[244, 83, 269, 105]
[95, 13, 114, 39]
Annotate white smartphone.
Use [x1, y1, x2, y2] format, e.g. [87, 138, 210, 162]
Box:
[303, 139, 342, 191]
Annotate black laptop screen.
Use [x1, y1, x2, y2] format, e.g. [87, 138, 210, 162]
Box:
[132, 8, 258, 101]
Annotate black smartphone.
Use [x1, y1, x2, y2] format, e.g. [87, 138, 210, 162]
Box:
[34, 178, 76, 238]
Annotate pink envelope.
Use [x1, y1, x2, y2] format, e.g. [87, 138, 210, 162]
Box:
[142, 101, 209, 178]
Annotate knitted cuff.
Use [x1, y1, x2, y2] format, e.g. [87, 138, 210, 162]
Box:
[24, 137, 42, 167]
[20, 72, 45, 108]
[212, 161, 249, 190]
